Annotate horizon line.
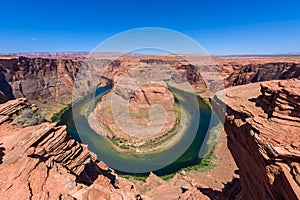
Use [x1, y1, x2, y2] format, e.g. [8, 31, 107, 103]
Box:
[1, 51, 300, 57]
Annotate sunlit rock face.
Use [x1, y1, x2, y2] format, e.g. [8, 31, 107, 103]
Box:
[88, 64, 188, 153]
[0, 98, 139, 200]
[214, 79, 300, 200]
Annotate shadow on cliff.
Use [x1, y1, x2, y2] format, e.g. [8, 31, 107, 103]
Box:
[0, 66, 15, 103]
[0, 143, 5, 164]
[199, 178, 242, 200]
[249, 96, 274, 118]
[76, 161, 117, 188]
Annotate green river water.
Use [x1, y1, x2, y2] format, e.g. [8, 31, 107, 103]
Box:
[58, 85, 219, 176]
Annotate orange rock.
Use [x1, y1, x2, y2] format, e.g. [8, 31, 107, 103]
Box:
[215, 79, 300, 200]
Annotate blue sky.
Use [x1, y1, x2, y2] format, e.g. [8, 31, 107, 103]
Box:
[0, 0, 300, 55]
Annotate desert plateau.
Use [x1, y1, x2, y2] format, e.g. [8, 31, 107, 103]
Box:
[0, 53, 299, 199]
[1, 1, 300, 199]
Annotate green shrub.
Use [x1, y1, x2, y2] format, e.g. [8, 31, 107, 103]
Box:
[51, 103, 72, 122]
[14, 108, 45, 126]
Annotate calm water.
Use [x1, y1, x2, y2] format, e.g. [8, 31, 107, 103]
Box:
[58, 86, 219, 176]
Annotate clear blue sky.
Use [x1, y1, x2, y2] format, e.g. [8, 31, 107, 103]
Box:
[0, 0, 300, 55]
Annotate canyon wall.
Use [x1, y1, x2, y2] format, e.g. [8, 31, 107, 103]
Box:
[0, 56, 82, 103]
[0, 56, 208, 104]
[214, 79, 300, 199]
[222, 62, 300, 87]
[1, 55, 299, 105]
[0, 98, 140, 199]
[1, 55, 300, 199]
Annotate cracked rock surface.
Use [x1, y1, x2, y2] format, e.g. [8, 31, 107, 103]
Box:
[214, 79, 300, 200]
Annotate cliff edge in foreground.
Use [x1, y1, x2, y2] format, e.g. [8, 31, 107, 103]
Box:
[214, 79, 300, 200]
[0, 98, 233, 199]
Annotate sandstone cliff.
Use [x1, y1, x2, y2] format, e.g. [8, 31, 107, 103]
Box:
[0, 98, 239, 199]
[222, 62, 300, 87]
[0, 56, 209, 105]
[1, 55, 300, 199]
[1, 55, 299, 105]
[0, 56, 82, 103]
[214, 79, 300, 199]
[0, 99, 140, 199]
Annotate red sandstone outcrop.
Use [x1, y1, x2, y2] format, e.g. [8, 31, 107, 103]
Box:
[136, 171, 210, 200]
[91, 84, 177, 141]
[0, 55, 209, 105]
[214, 79, 300, 200]
[0, 98, 27, 123]
[1, 55, 300, 199]
[223, 62, 300, 87]
[0, 99, 139, 199]
[134, 171, 241, 200]
[0, 98, 241, 199]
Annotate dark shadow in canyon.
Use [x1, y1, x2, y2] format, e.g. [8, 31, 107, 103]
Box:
[234, 169, 240, 175]
[0, 66, 15, 103]
[199, 178, 242, 200]
[0, 144, 5, 164]
[76, 161, 117, 188]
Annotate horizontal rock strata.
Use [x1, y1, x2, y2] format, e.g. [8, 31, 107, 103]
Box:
[214, 79, 300, 200]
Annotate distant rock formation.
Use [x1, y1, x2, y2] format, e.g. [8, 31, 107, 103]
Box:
[224, 62, 300, 87]
[1, 55, 300, 105]
[0, 56, 208, 104]
[0, 56, 82, 103]
[214, 79, 300, 200]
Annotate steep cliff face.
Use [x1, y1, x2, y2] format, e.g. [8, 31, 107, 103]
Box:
[224, 62, 300, 87]
[2, 56, 299, 105]
[0, 56, 81, 103]
[2, 55, 300, 198]
[0, 56, 209, 104]
[214, 79, 300, 200]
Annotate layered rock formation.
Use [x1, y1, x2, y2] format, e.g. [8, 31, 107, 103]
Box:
[1, 55, 299, 106]
[1, 54, 300, 199]
[137, 171, 210, 200]
[0, 99, 139, 199]
[0, 56, 81, 103]
[88, 84, 183, 153]
[0, 98, 240, 199]
[0, 55, 210, 111]
[0, 97, 27, 123]
[214, 79, 300, 200]
[223, 62, 300, 87]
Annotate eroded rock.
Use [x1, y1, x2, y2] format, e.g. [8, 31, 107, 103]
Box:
[214, 79, 300, 200]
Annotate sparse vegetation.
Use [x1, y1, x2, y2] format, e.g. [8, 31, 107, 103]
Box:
[104, 103, 184, 153]
[51, 102, 72, 122]
[119, 174, 147, 182]
[120, 122, 222, 181]
[119, 144, 217, 182]
[13, 108, 45, 126]
[160, 144, 217, 181]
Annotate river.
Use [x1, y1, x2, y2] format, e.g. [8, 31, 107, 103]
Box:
[58, 85, 219, 176]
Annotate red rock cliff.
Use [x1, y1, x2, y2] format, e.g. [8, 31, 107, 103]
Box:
[0, 56, 82, 103]
[214, 79, 300, 199]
